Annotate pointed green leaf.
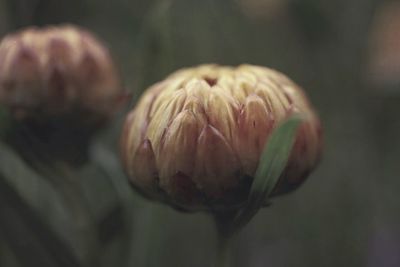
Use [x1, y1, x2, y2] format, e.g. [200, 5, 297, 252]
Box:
[231, 115, 303, 233]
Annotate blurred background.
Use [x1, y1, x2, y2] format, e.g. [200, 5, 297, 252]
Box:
[0, 0, 399, 266]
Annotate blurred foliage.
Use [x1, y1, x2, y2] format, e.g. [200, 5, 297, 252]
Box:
[0, 0, 399, 266]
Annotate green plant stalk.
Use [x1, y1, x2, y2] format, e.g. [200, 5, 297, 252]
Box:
[216, 233, 231, 267]
[213, 210, 236, 267]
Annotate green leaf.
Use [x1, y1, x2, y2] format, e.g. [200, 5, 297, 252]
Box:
[0, 174, 83, 267]
[231, 115, 304, 233]
[0, 142, 95, 266]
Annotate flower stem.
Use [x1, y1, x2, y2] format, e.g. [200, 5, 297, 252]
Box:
[214, 211, 236, 267]
[216, 233, 231, 267]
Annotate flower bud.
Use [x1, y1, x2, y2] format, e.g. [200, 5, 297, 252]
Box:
[0, 24, 123, 127]
[121, 65, 322, 211]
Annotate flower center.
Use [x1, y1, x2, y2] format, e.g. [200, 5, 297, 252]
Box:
[203, 76, 218, 87]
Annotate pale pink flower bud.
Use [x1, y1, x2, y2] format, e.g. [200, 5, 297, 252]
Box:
[121, 65, 322, 211]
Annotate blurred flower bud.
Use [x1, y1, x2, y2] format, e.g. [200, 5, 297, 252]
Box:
[237, 0, 289, 21]
[0, 24, 123, 127]
[0, 25, 127, 165]
[368, 2, 400, 90]
[121, 65, 322, 211]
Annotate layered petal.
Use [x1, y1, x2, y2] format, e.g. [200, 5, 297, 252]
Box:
[2, 46, 43, 116]
[158, 110, 206, 202]
[193, 125, 240, 199]
[236, 94, 274, 175]
[129, 139, 158, 197]
[205, 88, 238, 144]
[146, 89, 187, 153]
[158, 110, 204, 181]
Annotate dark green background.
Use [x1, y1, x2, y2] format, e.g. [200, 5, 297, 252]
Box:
[0, 0, 399, 266]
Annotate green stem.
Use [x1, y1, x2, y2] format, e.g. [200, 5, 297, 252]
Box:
[216, 233, 231, 267]
[214, 211, 236, 267]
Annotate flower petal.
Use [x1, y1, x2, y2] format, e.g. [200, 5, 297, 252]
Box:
[129, 139, 158, 196]
[158, 110, 205, 188]
[146, 89, 187, 153]
[193, 125, 240, 199]
[205, 88, 239, 144]
[236, 94, 274, 175]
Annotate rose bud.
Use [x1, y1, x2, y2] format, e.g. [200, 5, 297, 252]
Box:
[121, 65, 322, 211]
[0, 25, 125, 164]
